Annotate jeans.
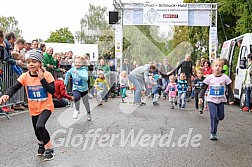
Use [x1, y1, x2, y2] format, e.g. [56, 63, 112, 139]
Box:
[161, 78, 169, 97]
[128, 74, 142, 103]
[53, 98, 69, 108]
[208, 102, 225, 134]
[178, 92, 186, 107]
[246, 89, 251, 108]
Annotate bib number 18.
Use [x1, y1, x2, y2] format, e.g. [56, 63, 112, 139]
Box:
[33, 92, 41, 98]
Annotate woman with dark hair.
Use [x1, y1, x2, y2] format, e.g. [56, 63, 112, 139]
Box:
[203, 61, 213, 77]
[39, 43, 46, 53]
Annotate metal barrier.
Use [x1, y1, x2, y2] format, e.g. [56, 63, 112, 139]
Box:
[0, 61, 25, 110]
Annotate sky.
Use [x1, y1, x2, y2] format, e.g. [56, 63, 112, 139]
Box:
[1, 0, 183, 41]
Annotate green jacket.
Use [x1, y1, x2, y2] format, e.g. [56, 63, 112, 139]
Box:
[96, 64, 110, 78]
[43, 52, 56, 68]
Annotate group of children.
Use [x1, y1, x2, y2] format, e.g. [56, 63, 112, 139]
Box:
[0, 56, 235, 162]
[118, 59, 234, 141]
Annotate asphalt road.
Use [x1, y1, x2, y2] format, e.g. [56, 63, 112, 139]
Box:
[0, 94, 252, 167]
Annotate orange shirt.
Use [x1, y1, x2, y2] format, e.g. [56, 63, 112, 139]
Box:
[18, 71, 54, 116]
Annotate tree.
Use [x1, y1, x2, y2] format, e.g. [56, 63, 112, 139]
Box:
[0, 16, 22, 37]
[76, 4, 111, 44]
[45, 27, 75, 43]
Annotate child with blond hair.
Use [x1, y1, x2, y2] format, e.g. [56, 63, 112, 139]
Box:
[164, 75, 178, 109]
[94, 71, 110, 106]
[199, 58, 234, 140]
[120, 71, 130, 103]
[64, 55, 91, 121]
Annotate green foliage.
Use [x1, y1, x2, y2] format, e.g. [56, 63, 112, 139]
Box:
[0, 16, 22, 37]
[45, 27, 75, 43]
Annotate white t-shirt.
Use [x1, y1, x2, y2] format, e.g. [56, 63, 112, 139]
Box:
[203, 74, 232, 104]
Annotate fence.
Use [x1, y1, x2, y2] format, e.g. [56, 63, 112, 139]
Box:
[0, 61, 25, 119]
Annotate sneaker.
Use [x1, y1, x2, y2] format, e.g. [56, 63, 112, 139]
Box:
[153, 102, 158, 106]
[242, 106, 250, 112]
[182, 105, 185, 108]
[171, 106, 174, 109]
[87, 113, 92, 121]
[210, 133, 217, 140]
[88, 93, 93, 99]
[199, 110, 203, 114]
[104, 99, 108, 102]
[13, 104, 25, 111]
[72, 110, 80, 119]
[140, 102, 146, 106]
[37, 143, 45, 156]
[43, 149, 54, 161]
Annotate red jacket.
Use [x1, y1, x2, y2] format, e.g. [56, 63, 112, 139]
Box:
[53, 80, 72, 100]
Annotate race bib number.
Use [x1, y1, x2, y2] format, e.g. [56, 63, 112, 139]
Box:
[27, 86, 48, 101]
[197, 81, 203, 87]
[170, 87, 175, 91]
[98, 84, 105, 90]
[73, 78, 83, 86]
[209, 85, 225, 97]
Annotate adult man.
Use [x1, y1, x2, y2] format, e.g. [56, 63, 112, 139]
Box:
[128, 64, 157, 105]
[122, 58, 131, 74]
[159, 58, 174, 99]
[4, 32, 25, 110]
[13, 38, 26, 62]
[31, 39, 39, 50]
[43, 47, 56, 71]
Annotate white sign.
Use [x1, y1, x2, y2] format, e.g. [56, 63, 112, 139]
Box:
[115, 25, 123, 59]
[209, 27, 218, 62]
[143, 3, 188, 25]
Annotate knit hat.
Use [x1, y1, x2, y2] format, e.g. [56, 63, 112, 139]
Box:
[25, 49, 43, 63]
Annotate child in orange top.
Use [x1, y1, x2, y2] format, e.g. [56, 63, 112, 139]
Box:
[0, 50, 55, 161]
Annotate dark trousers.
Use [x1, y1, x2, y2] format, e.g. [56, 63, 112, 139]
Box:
[195, 91, 204, 110]
[208, 102, 225, 134]
[32, 110, 51, 145]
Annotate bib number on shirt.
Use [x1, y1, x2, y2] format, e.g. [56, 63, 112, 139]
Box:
[27, 86, 48, 101]
[73, 78, 83, 86]
[209, 85, 225, 97]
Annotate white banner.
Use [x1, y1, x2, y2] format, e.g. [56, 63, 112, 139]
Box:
[115, 25, 123, 59]
[143, 3, 188, 25]
[209, 27, 218, 62]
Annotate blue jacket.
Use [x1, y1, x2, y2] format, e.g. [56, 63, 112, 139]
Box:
[177, 79, 188, 93]
[64, 66, 88, 92]
[4, 39, 16, 65]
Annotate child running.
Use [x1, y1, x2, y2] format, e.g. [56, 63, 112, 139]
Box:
[164, 75, 178, 109]
[120, 71, 130, 103]
[64, 55, 91, 121]
[94, 71, 110, 106]
[177, 73, 188, 108]
[152, 73, 162, 106]
[199, 58, 234, 140]
[0, 50, 55, 161]
[193, 68, 205, 114]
